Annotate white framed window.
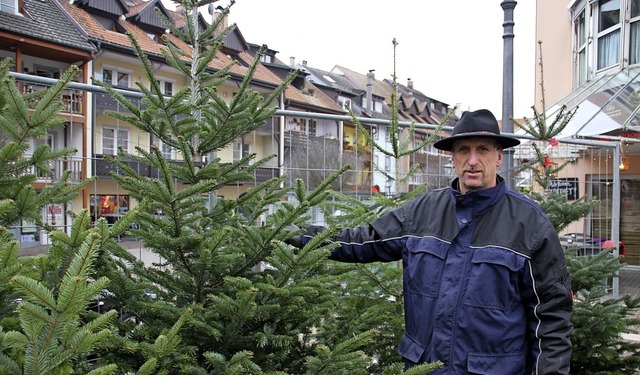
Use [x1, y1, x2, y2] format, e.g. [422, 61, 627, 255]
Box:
[337, 96, 352, 110]
[574, 8, 589, 85]
[0, 0, 17, 14]
[308, 119, 317, 136]
[384, 156, 391, 171]
[373, 99, 383, 113]
[102, 67, 132, 88]
[29, 132, 55, 154]
[153, 136, 173, 159]
[260, 54, 273, 63]
[596, 0, 621, 70]
[156, 78, 174, 96]
[630, 0, 640, 65]
[233, 140, 250, 162]
[102, 127, 129, 155]
[287, 118, 302, 132]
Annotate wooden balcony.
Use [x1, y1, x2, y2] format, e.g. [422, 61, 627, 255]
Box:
[17, 81, 84, 116]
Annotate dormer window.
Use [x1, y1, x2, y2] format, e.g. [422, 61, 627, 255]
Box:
[0, 0, 17, 14]
[260, 54, 272, 64]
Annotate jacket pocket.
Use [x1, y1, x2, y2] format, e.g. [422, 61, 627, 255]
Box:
[397, 333, 427, 364]
[464, 247, 526, 310]
[467, 352, 525, 374]
[405, 238, 448, 297]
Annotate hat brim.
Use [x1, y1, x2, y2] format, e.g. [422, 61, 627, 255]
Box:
[433, 134, 521, 151]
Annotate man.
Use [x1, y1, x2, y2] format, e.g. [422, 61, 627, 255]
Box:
[292, 109, 573, 374]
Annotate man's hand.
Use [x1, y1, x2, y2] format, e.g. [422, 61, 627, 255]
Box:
[284, 224, 328, 249]
[284, 224, 304, 248]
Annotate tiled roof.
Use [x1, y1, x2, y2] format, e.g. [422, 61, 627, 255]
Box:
[299, 65, 361, 97]
[284, 82, 346, 114]
[57, 0, 282, 87]
[0, 0, 95, 52]
[332, 65, 393, 100]
[125, 0, 153, 17]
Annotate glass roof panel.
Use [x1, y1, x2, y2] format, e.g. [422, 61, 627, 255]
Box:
[551, 67, 640, 138]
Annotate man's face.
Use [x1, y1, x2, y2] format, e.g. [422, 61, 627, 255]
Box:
[451, 138, 503, 193]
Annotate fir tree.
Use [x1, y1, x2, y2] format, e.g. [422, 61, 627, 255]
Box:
[85, 1, 434, 373]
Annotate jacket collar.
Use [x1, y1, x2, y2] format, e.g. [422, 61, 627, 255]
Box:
[450, 175, 506, 213]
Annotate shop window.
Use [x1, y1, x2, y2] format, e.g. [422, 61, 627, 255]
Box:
[90, 194, 129, 225]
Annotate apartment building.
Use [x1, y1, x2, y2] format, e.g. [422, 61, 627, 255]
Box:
[1, 0, 457, 247]
[534, 0, 640, 266]
[0, 0, 96, 243]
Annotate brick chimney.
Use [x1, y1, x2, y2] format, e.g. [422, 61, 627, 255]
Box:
[407, 78, 414, 89]
[213, 11, 229, 35]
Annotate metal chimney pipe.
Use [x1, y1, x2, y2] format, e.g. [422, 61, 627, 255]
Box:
[366, 69, 375, 114]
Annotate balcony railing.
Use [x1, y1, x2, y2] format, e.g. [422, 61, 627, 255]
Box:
[24, 157, 83, 183]
[17, 81, 84, 116]
[95, 90, 143, 112]
[93, 155, 279, 184]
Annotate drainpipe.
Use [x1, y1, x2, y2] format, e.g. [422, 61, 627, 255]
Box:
[279, 91, 285, 187]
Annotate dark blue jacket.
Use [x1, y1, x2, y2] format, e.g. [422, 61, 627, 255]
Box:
[318, 177, 573, 374]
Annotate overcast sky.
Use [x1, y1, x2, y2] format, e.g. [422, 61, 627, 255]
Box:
[162, 1, 537, 120]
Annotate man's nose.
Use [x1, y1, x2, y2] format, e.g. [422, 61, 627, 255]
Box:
[468, 150, 480, 165]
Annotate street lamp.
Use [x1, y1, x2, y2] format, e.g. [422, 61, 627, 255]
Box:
[501, 0, 517, 189]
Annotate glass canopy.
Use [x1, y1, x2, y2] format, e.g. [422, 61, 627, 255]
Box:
[544, 66, 640, 138]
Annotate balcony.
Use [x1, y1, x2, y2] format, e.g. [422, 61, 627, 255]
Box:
[24, 157, 83, 183]
[93, 155, 279, 184]
[17, 81, 84, 116]
[95, 89, 143, 112]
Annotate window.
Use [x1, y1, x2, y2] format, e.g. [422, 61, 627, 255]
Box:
[308, 119, 317, 136]
[337, 96, 352, 110]
[102, 67, 131, 88]
[597, 0, 621, 70]
[630, 0, 640, 65]
[233, 140, 250, 161]
[90, 194, 129, 223]
[33, 132, 55, 151]
[260, 54, 273, 63]
[153, 135, 173, 159]
[384, 156, 391, 171]
[0, 0, 17, 14]
[156, 79, 174, 96]
[102, 127, 129, 155]
[575, 9, 589, 85]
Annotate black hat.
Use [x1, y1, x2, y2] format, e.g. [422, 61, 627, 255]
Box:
[433, 109, 520, 151]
